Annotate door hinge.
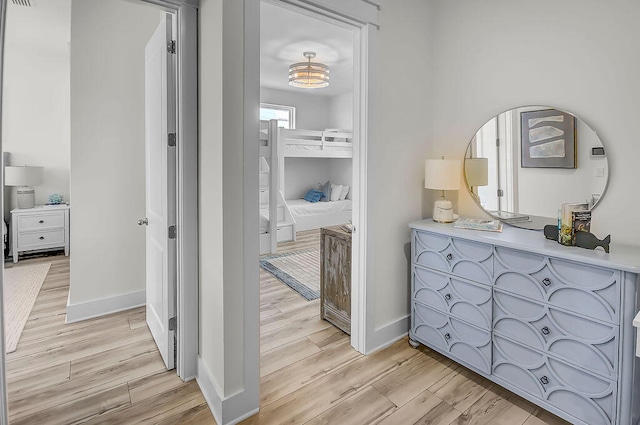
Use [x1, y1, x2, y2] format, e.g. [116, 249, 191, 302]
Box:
[167, 40, 176, 54]
[169, 316, 177, 331]
[168, 225, 177, 239]
[497, 189, 504, 197]
[168, 133, 176, 147]
[496, 138, 500, 147]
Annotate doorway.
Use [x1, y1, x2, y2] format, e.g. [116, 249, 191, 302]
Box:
[0, 0, 198, 422]
[258, 0, 357, 343]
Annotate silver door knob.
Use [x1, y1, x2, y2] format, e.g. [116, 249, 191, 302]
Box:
[137, 218, 148, 226]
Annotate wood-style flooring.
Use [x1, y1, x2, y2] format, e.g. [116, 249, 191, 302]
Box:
[244, 229, 571, 425]
[5, 234, 571, 424]
[5, 254, 216, 424]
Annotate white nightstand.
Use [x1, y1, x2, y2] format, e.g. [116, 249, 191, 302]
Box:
[11, 204, 70, 263]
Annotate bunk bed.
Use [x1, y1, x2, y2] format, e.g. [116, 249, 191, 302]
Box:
[259, 120, 353, 255]
[287, 198, 352, 232]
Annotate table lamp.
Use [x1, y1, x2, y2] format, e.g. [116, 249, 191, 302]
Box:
[425, 157, 461, 223]
[5, 165, 44, 209]
[464, 158, 488, 203]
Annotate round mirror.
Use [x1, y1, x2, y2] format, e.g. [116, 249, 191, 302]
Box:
[464, 106, 609, 230]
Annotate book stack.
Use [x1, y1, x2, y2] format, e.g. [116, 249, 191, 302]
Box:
[454, 217, 503, 232]
[559, 202, 589, 246]
[572, 210, 592, 245]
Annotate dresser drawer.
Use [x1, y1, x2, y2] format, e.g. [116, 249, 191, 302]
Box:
[17, 212, 65, 231]
[17, 229, 65, 251]
[493, 334, 616, 425]
[494, 247, 620, 324]
[413, 265, 492, 329]
[276, 225, 293, 241]
[493, 290, 618, 379]
[411, 301, 491, 373]
[413, 230, 493, 285]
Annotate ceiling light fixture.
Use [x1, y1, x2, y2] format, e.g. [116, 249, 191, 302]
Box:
[288, 51, 330, 89]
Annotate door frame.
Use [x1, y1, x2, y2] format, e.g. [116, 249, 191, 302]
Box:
[0, 1, 199, 423]
[257, 0, 378, 354]
[0, 1, 8, 422]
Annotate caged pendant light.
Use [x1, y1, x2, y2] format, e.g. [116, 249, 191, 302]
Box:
[288, 51, 330, 89]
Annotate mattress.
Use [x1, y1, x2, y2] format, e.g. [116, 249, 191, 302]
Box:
[287, 199, 352, 218]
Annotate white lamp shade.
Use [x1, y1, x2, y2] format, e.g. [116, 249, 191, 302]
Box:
[5, 166, 44, 187]
[424, 159, 461, 191]
[465, 158, 489, 187]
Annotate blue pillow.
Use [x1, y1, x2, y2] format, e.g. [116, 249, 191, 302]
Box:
[303, 189, 323, 203]
[319, 180, 331, 202]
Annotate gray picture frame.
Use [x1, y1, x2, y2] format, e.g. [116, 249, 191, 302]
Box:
[521, 109, 576, 168]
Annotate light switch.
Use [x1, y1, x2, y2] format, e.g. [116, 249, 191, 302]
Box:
[596, 167, 605, 177]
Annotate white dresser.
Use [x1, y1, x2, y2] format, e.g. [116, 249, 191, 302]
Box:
[11, 205, 70, 263]
[409, 220, 640, 425]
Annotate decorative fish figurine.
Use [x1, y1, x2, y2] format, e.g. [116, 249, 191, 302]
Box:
[575, 231, 611, 253]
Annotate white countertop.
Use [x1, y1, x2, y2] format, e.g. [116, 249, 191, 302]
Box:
[410, 219, 640, 273]
[11, 204, 70, 213]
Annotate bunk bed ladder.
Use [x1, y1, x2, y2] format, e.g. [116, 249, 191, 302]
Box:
[268, 119, 278, 253]
[259, 120, 296, 254]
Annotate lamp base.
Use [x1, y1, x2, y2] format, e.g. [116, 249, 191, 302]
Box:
[16, 187, 35, 209]
[432, 198, 454, 223]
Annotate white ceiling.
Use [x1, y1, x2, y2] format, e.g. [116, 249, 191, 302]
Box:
[260, 2, 354, 97]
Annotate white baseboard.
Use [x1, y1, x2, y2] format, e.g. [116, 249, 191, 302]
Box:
[197, 356, 259, 425]
[65, 290, 146, 323]
[365, 315, 410, 355]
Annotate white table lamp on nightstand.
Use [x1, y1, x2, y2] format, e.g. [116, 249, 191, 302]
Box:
[5, 165, 44, 209]
[425, 157, 460, 223]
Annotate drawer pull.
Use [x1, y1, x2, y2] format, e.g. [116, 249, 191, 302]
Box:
[540, 326, 550, 335]
[542, 278, 551, 286]
[444, 333, 451, 340]
[39, 236, 44, 240]
[539, 376, 549, 385]
[446, 253, 453, 261]
[444, 293, 451, 301]
[38, 220, 44, 224]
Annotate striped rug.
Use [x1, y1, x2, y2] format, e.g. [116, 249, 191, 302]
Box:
[4, 262, 51, 353]
[260, 248, 320, 300]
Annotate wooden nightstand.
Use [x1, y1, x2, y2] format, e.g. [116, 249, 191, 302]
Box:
[11, 205, 70, 263]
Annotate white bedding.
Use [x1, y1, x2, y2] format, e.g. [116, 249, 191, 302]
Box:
[259, 211, 269, 234]
[287, 199, 352, 218]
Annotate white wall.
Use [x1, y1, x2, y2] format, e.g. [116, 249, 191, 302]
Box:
[368, 0, 434, 344]
[430, 0, 640, 245]
[199, 2, 260, 423]
[2, 1, 71, 220]
[68, 0, 160, 305]
[260, 87, 330, 130]
[283, 157, 352, 200]
[329, 92, 353, 130]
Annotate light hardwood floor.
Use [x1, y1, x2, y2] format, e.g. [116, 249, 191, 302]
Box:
[5, 254, 216, 425]
[5, 234, 571, 425]
[245, 229, 571, 425]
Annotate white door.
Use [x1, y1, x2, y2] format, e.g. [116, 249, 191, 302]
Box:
[144, 14, 177, 370]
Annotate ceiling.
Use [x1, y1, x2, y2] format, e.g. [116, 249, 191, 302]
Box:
[260, 2, 354, 97]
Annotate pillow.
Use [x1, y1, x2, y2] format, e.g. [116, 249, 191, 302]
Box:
[330, 184, 343, 201]
[339, 185, 350, 200]
[319, 180, 331, 202]
[303, 189, 323, 203]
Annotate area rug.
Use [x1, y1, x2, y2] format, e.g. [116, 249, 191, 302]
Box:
[260, 248, 320, 300]
[4, 262, 51, 353]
